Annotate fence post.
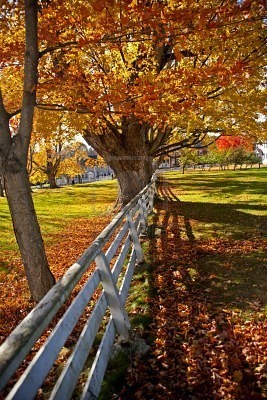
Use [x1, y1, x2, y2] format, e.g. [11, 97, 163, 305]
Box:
[127, 211, 144, 263]
[138, 195, 147, 233]
[95, 252, 130, 343]
[148, 186, 153, 212]
[148, 178, 156, 212]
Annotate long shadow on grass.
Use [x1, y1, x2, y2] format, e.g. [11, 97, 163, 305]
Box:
[162, 180, 267, 239]
[130, 178, 266, 399]
[167, 172, 267, 197]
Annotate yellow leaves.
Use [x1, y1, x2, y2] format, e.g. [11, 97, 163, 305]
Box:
[0, 66, 23, 113]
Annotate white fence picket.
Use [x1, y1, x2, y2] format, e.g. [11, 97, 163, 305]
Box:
[0, 176, 157, 399]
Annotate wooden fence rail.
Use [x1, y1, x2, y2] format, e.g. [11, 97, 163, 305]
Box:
[0, 177, 157, 400]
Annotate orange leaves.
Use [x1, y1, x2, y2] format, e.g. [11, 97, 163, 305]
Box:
[91, 0, 106, 13]
[118, 190, 267, 399]
[173, 47, 182, 62]
[216, 135, 254, 151]
[0, 217, 110, 345]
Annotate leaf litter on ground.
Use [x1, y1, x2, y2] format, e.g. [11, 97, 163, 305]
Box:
[117, 177, 267, 400]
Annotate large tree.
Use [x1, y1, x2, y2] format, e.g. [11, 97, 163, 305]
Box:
[34, 0, 266, 203]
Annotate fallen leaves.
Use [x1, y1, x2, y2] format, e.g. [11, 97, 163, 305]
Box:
[0, 216, 111, 345]
[118, 198, 267, 400]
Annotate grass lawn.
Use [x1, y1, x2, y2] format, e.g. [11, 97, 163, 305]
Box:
[0, 179, 118, 255]
[162, 167, 267, 239]
[155, 167, 267, 312]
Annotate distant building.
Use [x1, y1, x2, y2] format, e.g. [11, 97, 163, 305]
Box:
[56, 145, 114, 186]
[255, 142, 267, 165]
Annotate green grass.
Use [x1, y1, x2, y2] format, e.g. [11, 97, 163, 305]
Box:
[160, 167, 267, 240]
[0, 180, 118, 253]
[155, 167, 267, 315]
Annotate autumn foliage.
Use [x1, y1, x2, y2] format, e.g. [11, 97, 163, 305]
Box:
[216, 136, 254, 151]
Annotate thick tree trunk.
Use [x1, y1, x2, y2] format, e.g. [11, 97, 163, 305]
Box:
[48, 170, 58, 189]
[84, 118, 154, 205]
[4, 166, 55, 302]
[109, 156, 153, 205]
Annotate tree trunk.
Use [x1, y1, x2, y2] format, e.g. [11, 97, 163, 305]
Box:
[0, 0, 56, 302]
[109, 156, 153, 205]
[0, 176, 4, 197]
[48, 170, 58, 189]
[4, 166, 55, 302]
[84, 118, 154, 205]
[46, 159, 59, 189]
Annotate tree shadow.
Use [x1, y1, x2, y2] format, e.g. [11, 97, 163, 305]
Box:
[167, 172, 267, 197]
[125, 177, 267, 399]
[157, 177, 267, 240]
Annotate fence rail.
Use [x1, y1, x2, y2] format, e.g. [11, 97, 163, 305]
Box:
[0, 177, 157, 400]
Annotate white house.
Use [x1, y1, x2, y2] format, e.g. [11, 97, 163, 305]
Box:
[255, 142, 267, 165]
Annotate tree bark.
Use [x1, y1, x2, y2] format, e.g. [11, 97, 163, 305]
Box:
[84, 118, 154, 205]
[4, 165, 55, 301]
[0, 176, 4, 197]
[47, 167, 58, 189]
[49, 173, 58, 188]
[0, 0, 55, 302]
[109, 155, 153, 205]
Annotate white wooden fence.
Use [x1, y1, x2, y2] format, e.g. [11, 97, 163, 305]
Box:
[0, 177, 157, 400]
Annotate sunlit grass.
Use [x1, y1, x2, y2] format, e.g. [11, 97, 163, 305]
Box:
[160, 167, 267, 240]
[165, 167, 267, 207]
[0, 180, 118, 253]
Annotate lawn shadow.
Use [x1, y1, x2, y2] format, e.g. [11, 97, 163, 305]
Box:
[159, 176, 267, 239]
[133, 177, 267, 399]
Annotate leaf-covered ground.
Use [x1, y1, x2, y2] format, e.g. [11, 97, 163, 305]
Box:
[0, 216, 111, 344]
[118, 174, 267, 400]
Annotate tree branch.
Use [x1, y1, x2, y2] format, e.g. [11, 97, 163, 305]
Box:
[39, 41, 78, 58]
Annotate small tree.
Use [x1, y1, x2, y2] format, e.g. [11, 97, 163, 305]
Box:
[228, 147, 247, 170]
[178, 149, 198, 174]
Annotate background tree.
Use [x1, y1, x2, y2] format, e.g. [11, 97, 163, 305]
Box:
[57, 144, 89, 185]
[178, 149, 199, 174]
[216, 135, 254, 151]
[30, 111, 81, 188]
